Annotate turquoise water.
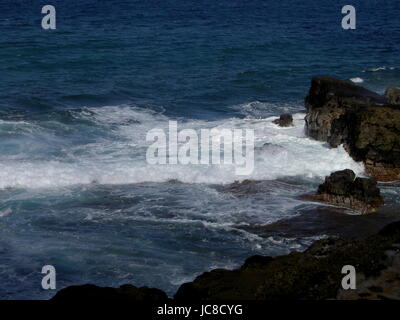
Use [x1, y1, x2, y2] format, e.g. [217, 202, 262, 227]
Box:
[0, 0, 399, 299]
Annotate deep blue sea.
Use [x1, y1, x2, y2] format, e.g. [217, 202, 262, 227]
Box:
[0, 0, 399, 299]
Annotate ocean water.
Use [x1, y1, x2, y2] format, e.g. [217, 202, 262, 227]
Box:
[0, 0, 400, 299]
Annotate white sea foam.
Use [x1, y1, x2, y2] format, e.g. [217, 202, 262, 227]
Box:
[350, 77, 364, 83]
[370, 67, 386, 72]
[362, 66, 398, 72]
[0, 105, 365, 189]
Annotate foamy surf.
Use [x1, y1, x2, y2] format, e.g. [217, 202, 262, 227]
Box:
[0, 105, 365, 189]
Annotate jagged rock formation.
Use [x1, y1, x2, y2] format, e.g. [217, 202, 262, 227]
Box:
[303, 169, 384, 214]
[305, 77, 400, 181]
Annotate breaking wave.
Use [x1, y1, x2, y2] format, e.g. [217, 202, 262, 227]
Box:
[0, 104, 364, 189]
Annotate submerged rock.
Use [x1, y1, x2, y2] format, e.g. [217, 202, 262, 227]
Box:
[273, 114, 293, 127]
[51, 284, 169, 301]
[304, 77, 400, 181]
[304, 169, 384, 214]
[174, 221, 400, 300]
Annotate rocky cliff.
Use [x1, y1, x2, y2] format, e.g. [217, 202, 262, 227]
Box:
[305, 77, 400, 181]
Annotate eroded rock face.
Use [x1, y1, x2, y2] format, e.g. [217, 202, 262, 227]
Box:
[174, 221, 400, 300]
[305, 77, 400, 181]
[51, 284, 169, 301]
[306, 169, 384, 214]
[273, 114, 293, 127]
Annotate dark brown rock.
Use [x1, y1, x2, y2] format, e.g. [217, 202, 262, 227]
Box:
[305, 77, 400, 181]
[305, 77, 386, 141]
[273, 114, 293, 127]
[304, 169, 383, 214]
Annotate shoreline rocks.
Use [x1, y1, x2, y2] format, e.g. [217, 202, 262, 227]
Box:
[305, 77, 400, 182]
[51, 220, 400, 301]
[174, 221, 400, 300]
[303, 169, 384, 214]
